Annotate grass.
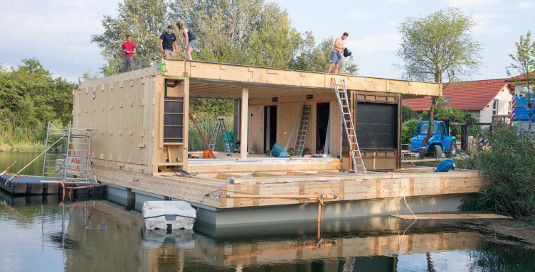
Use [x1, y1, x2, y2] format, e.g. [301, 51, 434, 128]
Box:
[188, 116, 235, 152]
[0, 139, 44, 152]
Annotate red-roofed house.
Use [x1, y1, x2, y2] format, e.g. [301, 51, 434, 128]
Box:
[403, 79, 513, 123]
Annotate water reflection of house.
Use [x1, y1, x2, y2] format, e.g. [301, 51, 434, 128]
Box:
[64, 201, 146, 271]
[63, 200, 482, 272]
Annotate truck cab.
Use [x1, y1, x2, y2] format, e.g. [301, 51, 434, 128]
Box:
[410, 121, 457, 157]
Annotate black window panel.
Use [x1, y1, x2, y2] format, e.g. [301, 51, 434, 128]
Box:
[164, 100, 183, 113]
[164, 115, 183, 126]
[164, 126, 182, 140]
[356, 102, 398, 149]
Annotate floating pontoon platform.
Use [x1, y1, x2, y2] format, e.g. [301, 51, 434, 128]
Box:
[0, 174, 105, 196]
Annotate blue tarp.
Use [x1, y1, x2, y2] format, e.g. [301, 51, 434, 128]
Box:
[271, 143, 290, 158]
[513, 96, 535, 121]
[434, 159, 456, 172]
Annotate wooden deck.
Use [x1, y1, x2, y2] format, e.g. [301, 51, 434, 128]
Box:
[94, 156, 484, 210]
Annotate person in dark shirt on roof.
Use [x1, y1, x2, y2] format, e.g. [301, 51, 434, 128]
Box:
[160, 25, 178, 58]
[176, 21, 197, 60]
[121, 35, 136, 72]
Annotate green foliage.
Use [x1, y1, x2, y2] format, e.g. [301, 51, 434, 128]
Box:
[188, 115, 234, 151]
[289, 37, 358, 74]
[91, 0, 168, 74]
[401, 105, 419, 122]
[94, 0, 358, 75]
[398, 8, 482, 153]
[398, 8, 482, 83]
[421, 106, 479, 136]
[401, 119, 419, 144]
[460, 127, 535, 221]
[189, 98, 233, 119]
[0, 59, 76, 149]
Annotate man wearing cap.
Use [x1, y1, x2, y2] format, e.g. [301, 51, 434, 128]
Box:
[160, 25, 178, 58]
[327, 32, 349, 74]
[121, 35, 136, 72]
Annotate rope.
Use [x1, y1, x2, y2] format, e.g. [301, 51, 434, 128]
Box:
[391, 172, 417, 221]
[7, 136, 65, 182]
[67, 184, 106, 201]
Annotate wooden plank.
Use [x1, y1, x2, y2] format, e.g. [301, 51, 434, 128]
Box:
[392, 213, 511, 220]
[187, 158, 341, 173]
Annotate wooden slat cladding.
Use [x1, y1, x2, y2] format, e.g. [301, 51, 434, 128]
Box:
[342, 91, 402, 171]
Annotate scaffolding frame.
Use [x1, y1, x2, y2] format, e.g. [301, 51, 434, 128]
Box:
[42, 122, 93, 182]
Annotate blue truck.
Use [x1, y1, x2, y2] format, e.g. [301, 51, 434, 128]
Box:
[410, 120, 457, 157]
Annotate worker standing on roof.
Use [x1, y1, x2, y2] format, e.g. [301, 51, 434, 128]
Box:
[160, 25, 178, 58]
[327, 32, 349, 74]
[176, 21, 197, 61]
[121, 35, 136, 72]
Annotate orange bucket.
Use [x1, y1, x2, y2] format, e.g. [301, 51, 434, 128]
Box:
[203, 150, 214, 158]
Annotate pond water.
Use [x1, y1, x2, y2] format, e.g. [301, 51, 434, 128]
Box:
[1, 152, 534, 272]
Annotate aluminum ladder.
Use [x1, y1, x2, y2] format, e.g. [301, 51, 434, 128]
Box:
[42, 121, 93, 182]
[332, 79, 367, 173]
[208, 117, 234, 152]
[293, 104, 312, 156]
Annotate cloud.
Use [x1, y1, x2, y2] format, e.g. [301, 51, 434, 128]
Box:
[348, 33, 402, 54]
[445, 0, 501, 8]
[472, 13, 510, 35]
[345, 10, 373, 20]
[516, 1, 534, 9]
[0, 0, 107, 77]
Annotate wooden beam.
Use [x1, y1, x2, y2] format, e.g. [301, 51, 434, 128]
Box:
[163, 60, 442, 98]
[240, 87, 249, 159]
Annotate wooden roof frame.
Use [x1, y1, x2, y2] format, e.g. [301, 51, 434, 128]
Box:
[162, 59, 442, 99]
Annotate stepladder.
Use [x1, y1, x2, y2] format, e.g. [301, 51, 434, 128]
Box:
[293, 104, 312, 156]
[332, 79, 367, 173]
[209, 117, 234, 153]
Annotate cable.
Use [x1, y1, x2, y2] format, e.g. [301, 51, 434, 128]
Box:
[392, 172, 417, 221]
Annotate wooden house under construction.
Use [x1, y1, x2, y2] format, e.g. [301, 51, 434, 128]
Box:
[73, 59, 483, 228]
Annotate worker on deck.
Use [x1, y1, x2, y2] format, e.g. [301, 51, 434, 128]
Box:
[176, 21, 197, 60]
[327, 32, 348, 74]
[121, 35, 136, 72]
[160, 25, 178, 58]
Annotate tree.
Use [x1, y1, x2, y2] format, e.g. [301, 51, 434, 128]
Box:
[92, 0, 168, 75]
[507, 31, 535, 130]
[398, 8, 481, 155]
[402, 105, 419, 122]
[0, 59, 76, 146]
[169, 0, 309, 68]
[289, 37, 359, 75]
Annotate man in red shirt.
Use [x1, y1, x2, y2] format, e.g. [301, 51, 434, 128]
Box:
[121, 35, 136, 72]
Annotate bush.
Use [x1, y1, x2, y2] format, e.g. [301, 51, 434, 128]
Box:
[402, 119, 420, 144]
[460, 127, 535, 221]
[402, 105, 419, 122]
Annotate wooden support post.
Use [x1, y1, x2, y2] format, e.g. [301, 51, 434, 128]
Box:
[234, 99, 240, 149]
[240, 88, 249, 159]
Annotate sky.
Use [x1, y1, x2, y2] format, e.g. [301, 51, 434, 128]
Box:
[0, 0, 533, 82]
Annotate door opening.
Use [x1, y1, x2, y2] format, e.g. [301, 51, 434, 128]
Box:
[264, 105, 277, 153]
[316, 102, 330, 154]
